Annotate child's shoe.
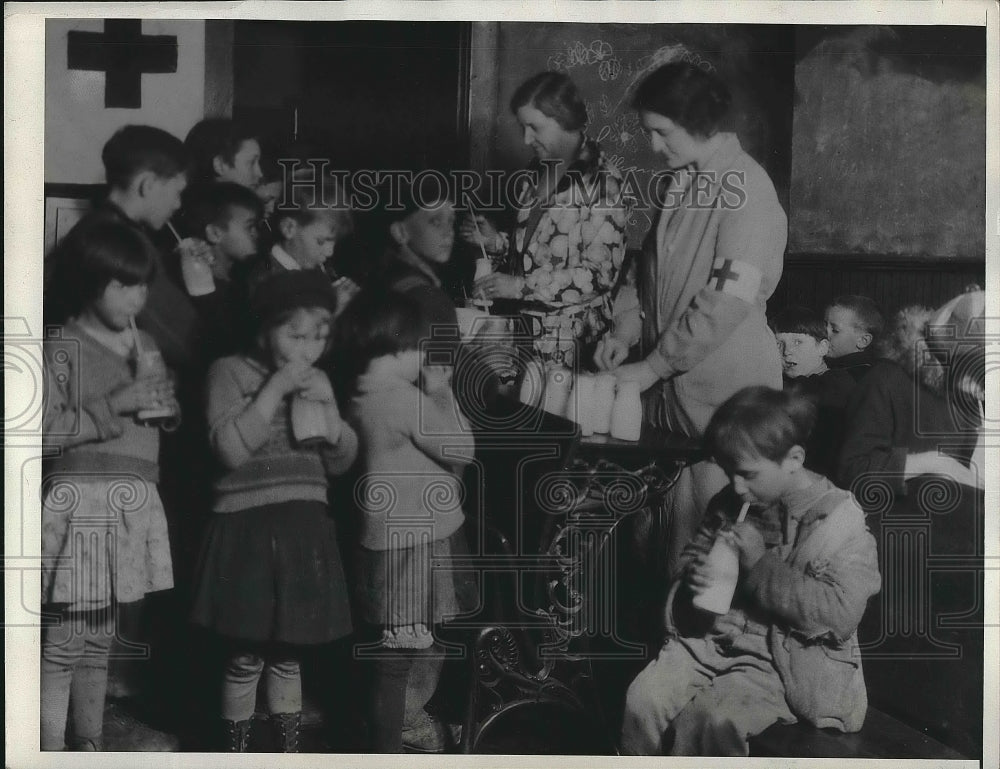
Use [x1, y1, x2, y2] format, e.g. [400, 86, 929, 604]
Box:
[271, 711, 302, 753]
[222, 718, 252, 752]
[402, 711, 461, 753]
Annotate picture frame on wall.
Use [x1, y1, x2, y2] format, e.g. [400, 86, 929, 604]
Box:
[43, 183, 104, 253]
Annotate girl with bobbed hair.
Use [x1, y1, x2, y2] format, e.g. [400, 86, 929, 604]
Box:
[459, 71, 628, 370]
[595, 60, 787, 577]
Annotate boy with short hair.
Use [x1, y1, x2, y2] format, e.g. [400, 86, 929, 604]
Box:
[184, 117, 263, 189]
[824, 295, 884, 381]
[45, 124, 196, 371]
[772, 306, 831, 380]
[621, 386, 880, 756]
[182, 181, 264, 356]
[184, 181, 263, 280]
[771, 306, 856, 476]
[254, 181, 358, 313]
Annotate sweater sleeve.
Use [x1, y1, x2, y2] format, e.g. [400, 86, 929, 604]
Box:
[320, 420, 359, 476]
[742, 511, 881, 642]
[410, 386, 476, 472]
[646, 173, 786, 379]
[205, 358, 272, 470]
[42, 342, 125, 447]
[836, 366, 908, 494]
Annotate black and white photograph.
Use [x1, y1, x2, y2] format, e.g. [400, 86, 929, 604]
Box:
[4, 2, 997, 766]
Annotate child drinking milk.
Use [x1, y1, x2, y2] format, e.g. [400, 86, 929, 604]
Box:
[333, 288, 477, 753]
[189, 271, 358, 752]
[621, 386, 881, 756]
[41, 220, 177, 751]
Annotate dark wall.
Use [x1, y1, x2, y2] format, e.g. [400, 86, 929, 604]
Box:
[789, 25, 987, 259]
[770, 255, 985, 320]
[233, 20, 468, 171]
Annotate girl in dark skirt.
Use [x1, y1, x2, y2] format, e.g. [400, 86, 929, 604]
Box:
[191, 271, 359, 751]
[332, 288, 478, 753]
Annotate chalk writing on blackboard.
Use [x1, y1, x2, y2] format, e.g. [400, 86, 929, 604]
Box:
[543, 40, 714, 241]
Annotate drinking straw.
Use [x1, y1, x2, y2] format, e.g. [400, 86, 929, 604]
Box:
[165, 220, 183, 244]
[469, 211, 491, 263]
[469, 211, 494, 307]
[736, 501, 751, 524]
[128, 316, 144, 355]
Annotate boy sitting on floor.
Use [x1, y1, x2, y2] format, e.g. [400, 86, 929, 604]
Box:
[621, 386, 880, 756]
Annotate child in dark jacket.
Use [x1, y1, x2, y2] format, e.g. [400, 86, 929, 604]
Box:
[181, 181, 264, 356]
[621, 386, 881, 756]
[823, 295, 884, 382]
[837, 304, 980, 499]
[771, 306, 856, 476]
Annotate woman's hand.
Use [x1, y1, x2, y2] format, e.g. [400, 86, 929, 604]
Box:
[593, 334, 631, 371]
[459, 214, 501, 252]
[611, 360, 660, 392]
[474, 273, 525, 300]
[108, 376, 174, 415]
[296, 368, 335, 403]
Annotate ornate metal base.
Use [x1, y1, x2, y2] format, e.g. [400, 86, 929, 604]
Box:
[461, 455, 689, 754]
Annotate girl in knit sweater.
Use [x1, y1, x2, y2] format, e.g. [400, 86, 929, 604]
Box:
[41, 220, 177, 751]
[332, 288, 477, 753]
[190, 271, 358, 752]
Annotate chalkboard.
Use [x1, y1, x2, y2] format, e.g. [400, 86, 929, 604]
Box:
[489, 23, 795, 249]
[789, 26, 987, 258]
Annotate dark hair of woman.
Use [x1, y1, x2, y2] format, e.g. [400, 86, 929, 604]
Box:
[631, 61, 732, 138]
[510, 71, 589, 132]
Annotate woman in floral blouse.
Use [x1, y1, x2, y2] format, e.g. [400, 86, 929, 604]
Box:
[459, 71, 628, 369]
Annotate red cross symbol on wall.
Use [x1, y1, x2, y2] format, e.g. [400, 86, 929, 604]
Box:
[67, 19, 178, 109]
[709, 259, 742, 291]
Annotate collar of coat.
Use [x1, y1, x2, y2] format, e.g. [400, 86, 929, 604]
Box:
[389, 247, 441, 287]
[778, 471, 836, 528]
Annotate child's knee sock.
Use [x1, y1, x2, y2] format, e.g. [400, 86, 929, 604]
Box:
[264, 659, 301, 715]
[68, 609, 114, 748]
[40, 613, 85, 750]
[223, 653, 264, 722]
[403, 649, 444, 727]
[368, 652, 413, 753]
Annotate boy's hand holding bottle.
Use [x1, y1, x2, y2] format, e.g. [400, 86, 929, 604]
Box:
[728, 522, 766, 569]
[108, 376, 175, 416]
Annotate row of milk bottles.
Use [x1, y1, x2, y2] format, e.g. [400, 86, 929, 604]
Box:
[518, 360, 642, 442]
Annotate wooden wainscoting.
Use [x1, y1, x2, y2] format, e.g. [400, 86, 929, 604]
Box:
[770, 253, 985, 318]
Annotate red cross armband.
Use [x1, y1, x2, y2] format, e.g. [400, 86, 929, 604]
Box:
[707, 257, 762, 304]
